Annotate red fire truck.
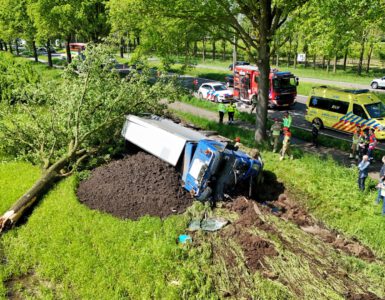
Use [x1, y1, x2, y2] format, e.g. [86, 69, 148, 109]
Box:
[233, 65, 298, 107]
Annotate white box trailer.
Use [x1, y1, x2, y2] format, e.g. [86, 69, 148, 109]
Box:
[121, 115, 206, 166]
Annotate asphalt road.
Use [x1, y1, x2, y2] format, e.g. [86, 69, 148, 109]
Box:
[179, 74, 385, 151]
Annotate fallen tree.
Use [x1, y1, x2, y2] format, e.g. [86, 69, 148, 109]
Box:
[0, 44, 178, 232]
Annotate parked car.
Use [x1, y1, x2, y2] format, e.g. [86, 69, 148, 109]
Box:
[225, 75, 234, 87]
[36, 47, 57, 54]
[228, 61, 250, 71]
[197, 82, 233, 103]
[370, 77, 385, 89]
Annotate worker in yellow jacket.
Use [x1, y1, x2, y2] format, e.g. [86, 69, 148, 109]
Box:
[227, 101, 237, 124]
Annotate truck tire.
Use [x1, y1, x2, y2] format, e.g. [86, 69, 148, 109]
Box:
[371, 82, 379, 89]
[313, 118, 324, 129]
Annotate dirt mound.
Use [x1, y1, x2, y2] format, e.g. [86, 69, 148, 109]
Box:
[77, 152, 193, 220]
[226, 197, 278, 271]
[346, 292, 383, 300]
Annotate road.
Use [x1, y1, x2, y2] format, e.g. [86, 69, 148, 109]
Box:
[196, 63, 385, 93]
[178, 74, 385, 152]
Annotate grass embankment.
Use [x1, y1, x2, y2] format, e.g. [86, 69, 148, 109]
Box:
[0, 168, 194, 299]
[173, 111, 385, 258]
[1, 154, 385, 299]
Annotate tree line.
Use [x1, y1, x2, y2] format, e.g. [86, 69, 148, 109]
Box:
[0, 0, 385, 141]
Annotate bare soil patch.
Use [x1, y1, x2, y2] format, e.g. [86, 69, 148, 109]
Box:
[77, 152, 193, 220]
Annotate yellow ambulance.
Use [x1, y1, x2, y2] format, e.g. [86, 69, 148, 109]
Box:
[305, 86, 385, 139]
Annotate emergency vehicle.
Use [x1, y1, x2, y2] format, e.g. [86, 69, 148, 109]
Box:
[305, 86, 385, 140]
[233, 65, 298, 107]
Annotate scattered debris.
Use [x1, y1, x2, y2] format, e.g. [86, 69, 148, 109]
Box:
[188, 218, 229, 232]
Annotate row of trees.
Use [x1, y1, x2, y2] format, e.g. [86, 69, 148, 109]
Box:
[1, 1, 385, 72]
[1, 0, 385, 140]
[0, 0, 109, 67]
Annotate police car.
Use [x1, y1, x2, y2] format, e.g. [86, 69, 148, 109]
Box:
[197, 82, 233, 103]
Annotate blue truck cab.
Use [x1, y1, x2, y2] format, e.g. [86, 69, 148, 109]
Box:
[183, 139, 263, 201]
[122, 115, 263, 202]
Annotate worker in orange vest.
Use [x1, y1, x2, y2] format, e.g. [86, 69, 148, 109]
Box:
[280, 127, 293, 161]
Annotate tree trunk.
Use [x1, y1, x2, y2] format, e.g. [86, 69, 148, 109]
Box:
[0, 41, 3, 51]
[275, 53, 279, 67]
[4, 42, 8, 51]
[32, 41, 38, 62]
[326, 59, 330, 73]
[304, 52, 308, 68]
[47, 40, 53, 68]
[0, 155, 71, 233]
[136, 36, 140, 46]
[313, 54, 316, 69]
[357, 36, 365, 76]
[321, 56, 325, 69]
[343, 48, 348, 71]
[222, 40, 226, 60]
[193, 41, 198, 57]
[287, 37, 292, 67]
[15, 40, 19, 56]
[202, 37, 206, 61]
[366, 43, 373, 74]
[120, 37, 124, 59]
[8, 41, 13, 54]
[333, 54, 338, 73]
[66, 36, 72, 64]
[212, 39, 216, 60]
[255, 0, 270, 143]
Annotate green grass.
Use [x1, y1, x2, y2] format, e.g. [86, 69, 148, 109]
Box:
[173, 111, 385, 259]
[0, 170, 203, 299]
[0, 161, 41, 214]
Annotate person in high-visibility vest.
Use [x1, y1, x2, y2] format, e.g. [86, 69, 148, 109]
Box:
[280, 127, 293, 161]
[283, 111, 292, 129]
[218, 102, 226, 124]
[270, 118, 281, 153]
[227, 101, 237, 124]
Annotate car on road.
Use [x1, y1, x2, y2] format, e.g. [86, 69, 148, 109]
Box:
[197, 82, 233, 103]
[229, 61, 250, 71]
[36, 47, 57, 54]
[225, 75, 234, 87]
[370, 77, 385, 89]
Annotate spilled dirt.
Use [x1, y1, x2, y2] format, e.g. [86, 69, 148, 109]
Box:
[77, 152, 193, 220]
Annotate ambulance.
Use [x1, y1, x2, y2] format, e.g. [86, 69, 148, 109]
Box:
[305, 86, 385, 139]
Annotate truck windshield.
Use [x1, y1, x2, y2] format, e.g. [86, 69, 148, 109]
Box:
[213, 85, 227, 91]
[365, 102, 385, 118]
[273, 77, 296, 90]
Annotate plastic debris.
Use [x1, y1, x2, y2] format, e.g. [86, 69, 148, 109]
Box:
[178, 234, 192, 244]
[188, 217, 229, 232]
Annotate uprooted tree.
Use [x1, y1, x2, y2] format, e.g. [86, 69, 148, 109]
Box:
[0, 44, 178, 232]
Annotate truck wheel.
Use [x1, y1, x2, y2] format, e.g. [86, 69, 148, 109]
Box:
[313, 118, 323, 129]
[371, 82, 379, 89]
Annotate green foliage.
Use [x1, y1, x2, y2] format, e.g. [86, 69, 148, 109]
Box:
[0, 52, 41, 103]
[0, 44, 179, 170]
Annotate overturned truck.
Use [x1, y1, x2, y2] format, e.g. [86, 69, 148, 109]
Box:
[122, 115, 263, 201]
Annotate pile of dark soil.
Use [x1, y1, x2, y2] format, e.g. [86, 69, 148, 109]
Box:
[77, 152, 193, 220]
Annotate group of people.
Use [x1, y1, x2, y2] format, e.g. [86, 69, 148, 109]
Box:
[350, 126, 377, 162]
[217, 101, 238, 124]
[270, 112, 294, 161]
